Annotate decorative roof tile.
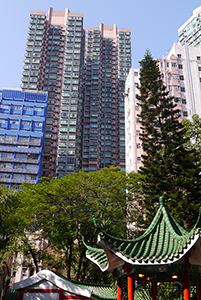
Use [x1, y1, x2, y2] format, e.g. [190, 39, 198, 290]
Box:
[84, 198, 201, 271]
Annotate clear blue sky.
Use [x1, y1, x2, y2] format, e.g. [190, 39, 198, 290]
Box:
[0, 0, 200, 88]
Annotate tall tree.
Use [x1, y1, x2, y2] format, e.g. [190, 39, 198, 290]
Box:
[136, 50, 201, 228]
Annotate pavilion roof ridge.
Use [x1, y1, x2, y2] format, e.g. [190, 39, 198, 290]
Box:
[84, 197, 201, 270]
[98, 199, 198, 245]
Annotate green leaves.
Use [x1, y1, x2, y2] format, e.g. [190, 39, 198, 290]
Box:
[19, 166, 130, 282]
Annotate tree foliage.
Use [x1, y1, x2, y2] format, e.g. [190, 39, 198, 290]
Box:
[0, 186, 21, 300]
[136, 50, 201, 228]
[19, 166, 132, 283]
[182, 114, 201, 153]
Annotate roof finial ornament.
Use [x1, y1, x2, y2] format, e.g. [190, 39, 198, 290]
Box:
[159, 196, 165, 205]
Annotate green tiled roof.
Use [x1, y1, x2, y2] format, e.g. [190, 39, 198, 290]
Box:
[74, 282, 116, 300]
[134, 288, 151, 300]
[83, 239, 109, 272]
[84, 197, 201, 270]
[52, 270, 116, 300]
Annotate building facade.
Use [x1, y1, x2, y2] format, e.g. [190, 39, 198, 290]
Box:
[167, 43, 201, 118]
[178, 6, 201, 47]
[21, 7, 131, 177]
[81, 24, 131, 172]
[0, 88, 48, 188]
[21, 8, 85, 178]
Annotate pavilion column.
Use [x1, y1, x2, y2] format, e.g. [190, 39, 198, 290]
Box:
[127, 273, 134, 300]
[152, 282, 157, 300]
[182, 271, 190, 300]
[18, 289, 24, 300]
[196, 279, 201, 300]
[117, 278, 123, 300]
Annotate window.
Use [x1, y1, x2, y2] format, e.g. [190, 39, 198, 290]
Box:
[179, 75, 184, 80]
[5, 135, 15, 141]
[183, 111, 188, 117]
[181, 87, 185, 92]
[172, 86, 180, 91]
[13, 105, 21, 110]
[178, 64, 183, 69]
[14, 163, 25, 169]
[2, 152, 13, 158]
[0, 162, 12, 168]
[27, 164, 38, 171]
[198, 66, 201, 71]
[197, 56, 201, 60]
[10, 120, 19, 125]
[137, 143, 141, 149]
[18, 136, 29, 142]
[137, 157, 141, 162]
[24, 106, 31, 110]
[177, 54, 181, 58]
[0, 172, 10, 178]
[182, 99, 187, 104]
[13, 173, 25, 180]
[134, 72, 138, 76]
[16, 153, 27, 159]
[35, 122, 43, 127]
[171, 63, 177, 67]
[34, 107, 42, 112]
[22, 121, 31, 125]
[174, 98, 181, 103]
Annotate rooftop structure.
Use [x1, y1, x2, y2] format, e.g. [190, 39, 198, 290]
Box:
[13, 269, 116, 300]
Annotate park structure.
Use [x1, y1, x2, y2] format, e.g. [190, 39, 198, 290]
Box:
[84, 197, 201, 300]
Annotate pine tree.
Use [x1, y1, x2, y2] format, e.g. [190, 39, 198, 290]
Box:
[136, 50, 201, 228]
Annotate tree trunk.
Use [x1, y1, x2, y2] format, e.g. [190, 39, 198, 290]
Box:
[76, 250, 84, 281]
[28, 245, 39, 273]
[81, 258, 89, 281]
[0, 264, 10, 300]
[67, 240, 73, 278]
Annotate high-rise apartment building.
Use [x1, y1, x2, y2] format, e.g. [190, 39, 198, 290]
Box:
[178, 6, 201, 47]
[0, 88, 48, 188]
[167, 43, 201, 118]
[81, 24, 131, 172]
[21, 8, 85, 178]
[21, 7, 131, 177]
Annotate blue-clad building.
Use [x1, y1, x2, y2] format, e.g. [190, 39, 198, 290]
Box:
[0, 88, 48, 188]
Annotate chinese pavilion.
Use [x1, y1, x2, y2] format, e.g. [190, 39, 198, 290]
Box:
[84, 197, 201, 300]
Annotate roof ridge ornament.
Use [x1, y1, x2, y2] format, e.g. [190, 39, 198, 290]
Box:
[159, 196, 165, 205]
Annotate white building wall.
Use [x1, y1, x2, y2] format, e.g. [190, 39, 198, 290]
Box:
[125, 69, 142, 173]
[167, 43, 201, 120]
